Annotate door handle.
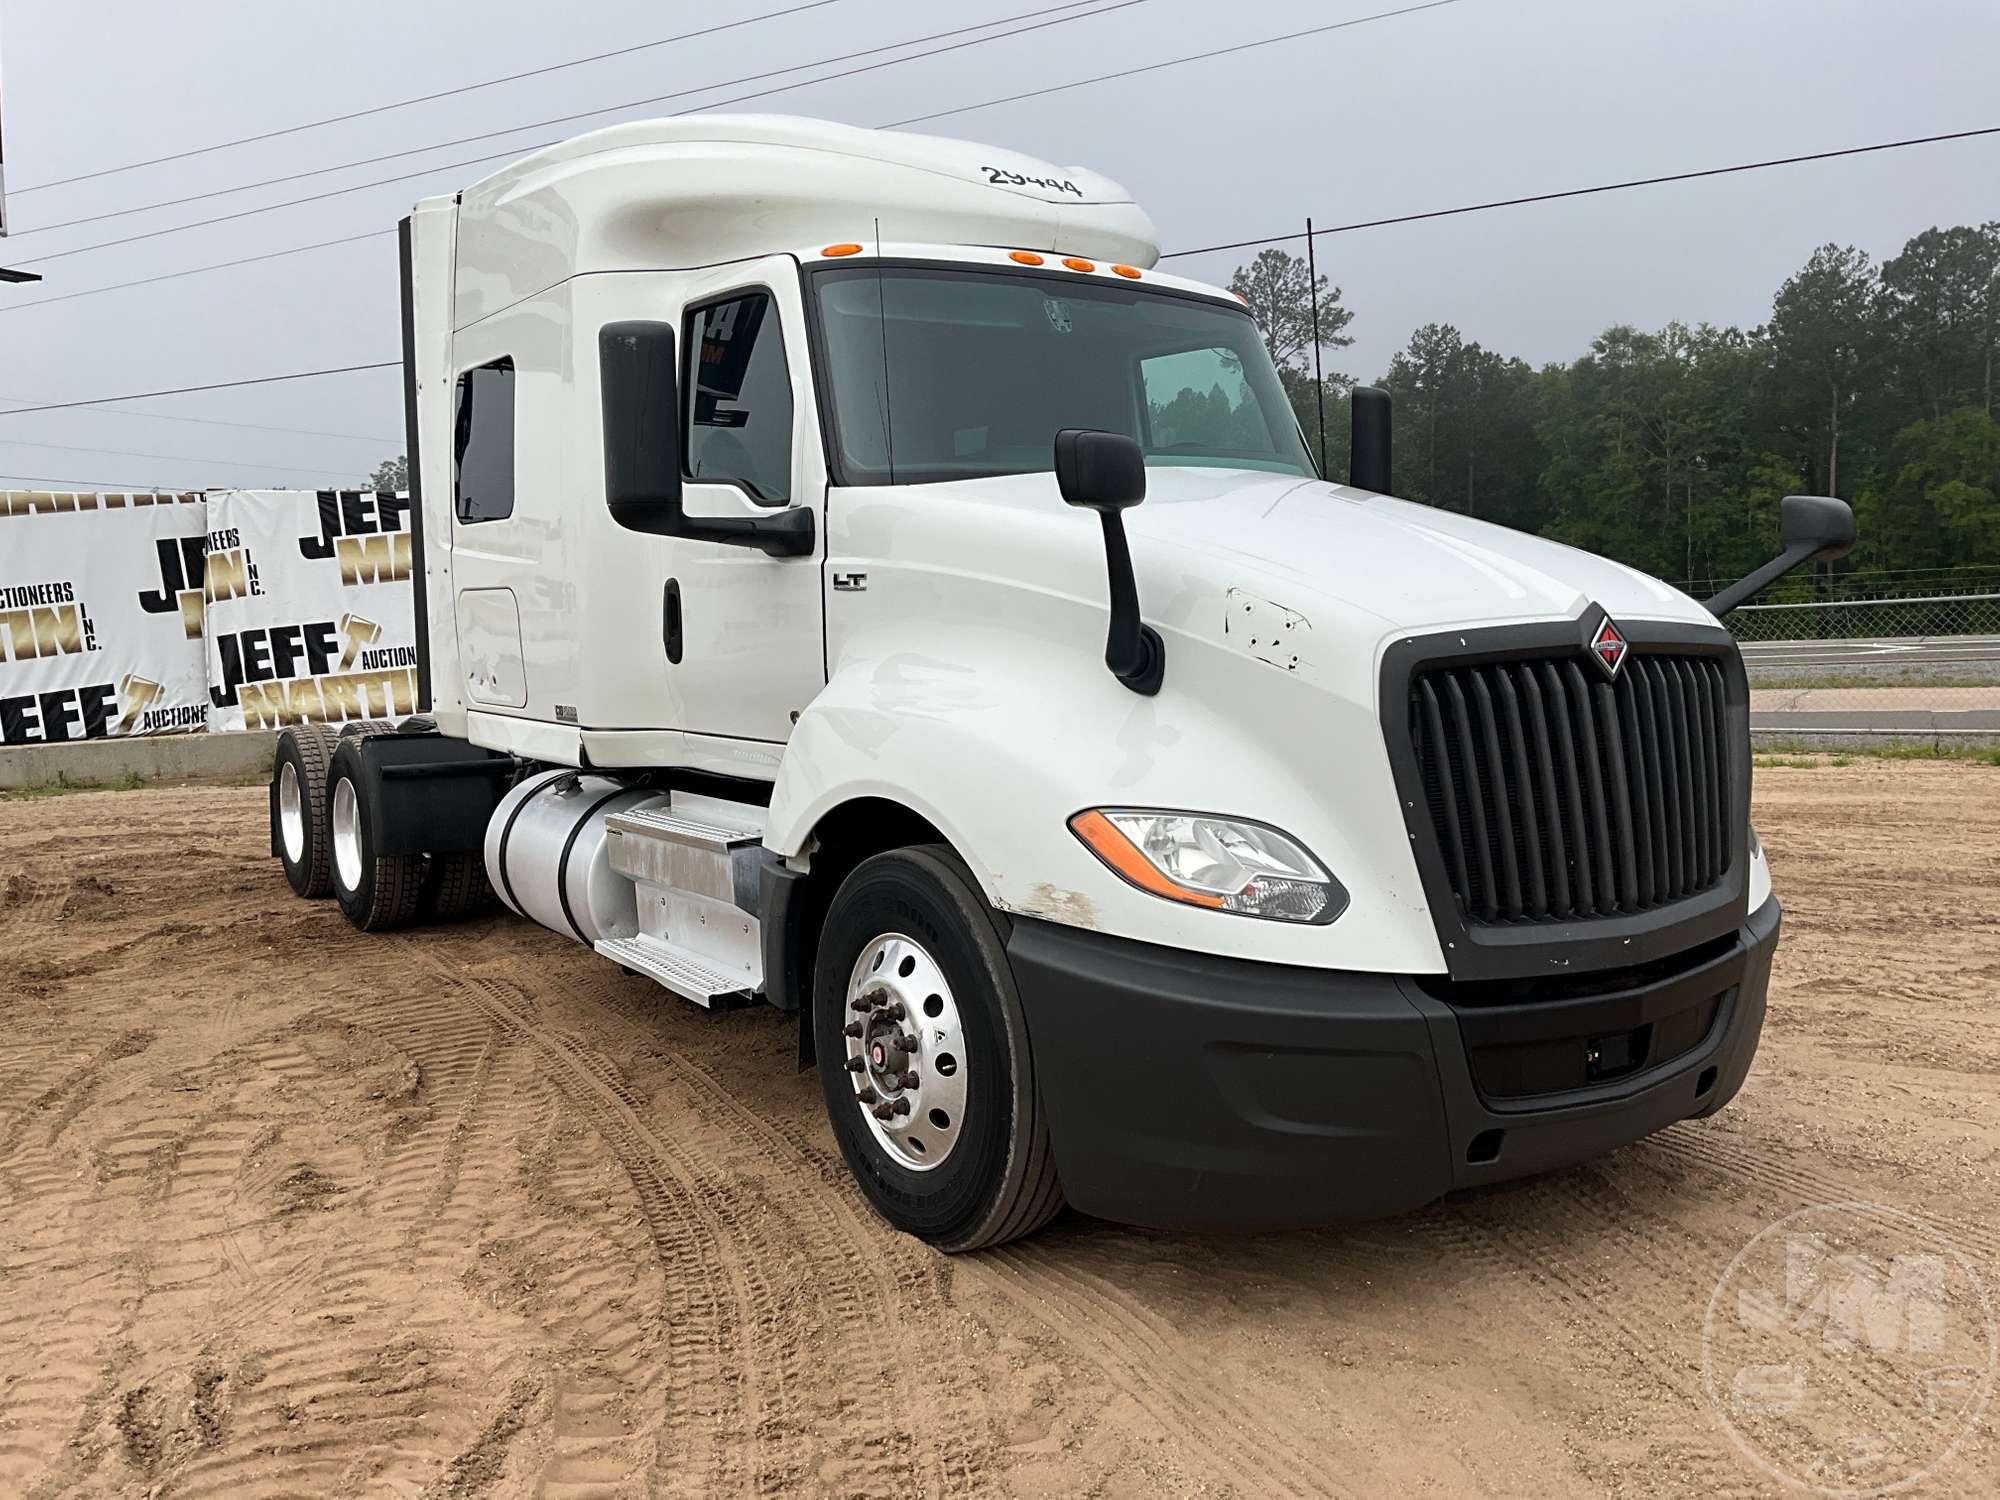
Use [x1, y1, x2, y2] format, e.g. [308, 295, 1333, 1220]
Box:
[663, 579, 683, 664]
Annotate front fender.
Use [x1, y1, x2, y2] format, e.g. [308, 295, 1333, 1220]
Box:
[765, 616, 1447, 974]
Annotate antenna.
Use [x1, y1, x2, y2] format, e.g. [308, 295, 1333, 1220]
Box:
[873, 216, 894, 484]
[1305, 217, 1324, 476]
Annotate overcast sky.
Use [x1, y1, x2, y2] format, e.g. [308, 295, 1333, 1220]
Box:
[1, 0, 1996, 491]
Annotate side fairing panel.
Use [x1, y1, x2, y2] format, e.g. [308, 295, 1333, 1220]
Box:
[406, 197, 465, 734]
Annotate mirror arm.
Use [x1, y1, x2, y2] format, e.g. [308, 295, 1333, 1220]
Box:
[681, 507, 816, 558]
[1704, 539, 1820, 618]
[1094, 510, 1165, 695]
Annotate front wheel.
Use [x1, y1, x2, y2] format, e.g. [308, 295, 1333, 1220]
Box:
[813, 846, 1064, 1251]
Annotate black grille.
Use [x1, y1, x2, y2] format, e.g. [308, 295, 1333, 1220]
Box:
[1408, 652, 1733, 925]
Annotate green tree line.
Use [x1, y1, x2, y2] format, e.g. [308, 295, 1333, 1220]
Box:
[1230, 223, 2000, 593]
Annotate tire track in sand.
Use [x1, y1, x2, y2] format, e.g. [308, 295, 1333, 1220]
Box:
[554, 957, 1004, 1499]
[404, 951, 774, 1499]
[974, 1240, 1359, 1499]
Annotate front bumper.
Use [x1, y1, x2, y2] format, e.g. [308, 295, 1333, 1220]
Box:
[1006, 896, 1780, 1231]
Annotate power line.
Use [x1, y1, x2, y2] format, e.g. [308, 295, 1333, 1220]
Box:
[9, 0, 853, 196]
[0, 435, 367, 479]
[885, 0, 1470, 127]
[0, 230, 395, 313]
[0, 391, 398, 445]
[7, 0, 1141, 261]
[14, 1, 1108, 238]
[1159, 124, 2000, 259]
[0, 363, 399, 418]
[13, 118, 1997, 318]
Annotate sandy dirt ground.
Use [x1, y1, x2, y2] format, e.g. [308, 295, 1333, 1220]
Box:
[1, 761, 1995, 1498]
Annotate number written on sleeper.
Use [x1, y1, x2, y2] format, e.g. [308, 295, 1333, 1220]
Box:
[980, 166, 1083, 197]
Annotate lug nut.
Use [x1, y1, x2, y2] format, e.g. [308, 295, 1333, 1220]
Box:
[843, 1057, 865, 1073]
[872, 1102, 897, 1121]
[898, 1071, 920, 1089]
[849, 995, 877, 1013]
[843, 1022, 864, 1039]
[891, 1097, 912, 1117]
[878, 1002, 906, 1021]
[890, 1035, 917, 1054]
[856, 1087, 878, 1105]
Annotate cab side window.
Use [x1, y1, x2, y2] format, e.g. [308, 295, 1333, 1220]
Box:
[454, 357, 516, 523]
[684, 292, 792, 505]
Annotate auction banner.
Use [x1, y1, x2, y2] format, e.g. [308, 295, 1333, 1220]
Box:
[0, 490, 211, 744]
[203, 489, 418, 732]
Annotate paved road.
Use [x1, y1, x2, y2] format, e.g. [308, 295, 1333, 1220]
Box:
[1739, 634, 2000, 738]
[1739, 633, 2000, 671]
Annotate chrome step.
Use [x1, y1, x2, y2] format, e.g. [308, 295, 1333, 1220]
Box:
[595, 934, 754, 1007]
[605, 798, 763, 909]
[604, 805, 760, 851]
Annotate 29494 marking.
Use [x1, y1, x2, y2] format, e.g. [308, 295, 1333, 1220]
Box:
[979, 165, 1082, 197]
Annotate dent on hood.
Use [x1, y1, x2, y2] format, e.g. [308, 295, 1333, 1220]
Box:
[1223, 588, 1311, 674]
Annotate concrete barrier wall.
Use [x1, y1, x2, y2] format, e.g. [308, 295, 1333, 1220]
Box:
[0, 729, 278, 790]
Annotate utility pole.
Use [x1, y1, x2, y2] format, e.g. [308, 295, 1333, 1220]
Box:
[1, 30, 44, 285]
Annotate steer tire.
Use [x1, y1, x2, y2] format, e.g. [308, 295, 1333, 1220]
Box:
[813, 844, 1064, 1252]
[326, 739, 426, 931]
[273, 723, 340, 899]
[421, 852, 491, 922]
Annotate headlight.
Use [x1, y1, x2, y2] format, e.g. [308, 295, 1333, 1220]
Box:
[1068, 808, 1348, 924]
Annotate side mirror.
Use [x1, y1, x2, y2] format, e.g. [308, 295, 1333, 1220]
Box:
[1780, 493, 1857, 561]
[600, 321, 683, 536]
[1055, 428, 1146, 511]
[600, 320, 812, 557]
[1055, 429, 1163, 696]
[1705, 494, 1857, 617]
[1349, 386, 1392, 494]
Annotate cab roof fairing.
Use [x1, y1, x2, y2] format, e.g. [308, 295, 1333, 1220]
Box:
[445, 115, 1162, 330]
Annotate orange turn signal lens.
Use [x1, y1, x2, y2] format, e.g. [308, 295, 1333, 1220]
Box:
[821, 242, 864, 257]
[1111, 264, 1142, 279]
[1061, 256, 1096, 273]
[1009, 249, 1046, 266]
[1068, 810, 1225, 909]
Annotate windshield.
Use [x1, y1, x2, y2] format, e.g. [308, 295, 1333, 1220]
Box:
[811, 265, 1316, 485]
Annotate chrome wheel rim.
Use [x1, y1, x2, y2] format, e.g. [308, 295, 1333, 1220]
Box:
[844, 933, 967, 1172]
[331, 776, 363, 893]
[277, 761, 306, 864]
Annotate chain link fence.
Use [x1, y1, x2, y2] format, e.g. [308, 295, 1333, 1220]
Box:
[1690, 578, 2000, 743]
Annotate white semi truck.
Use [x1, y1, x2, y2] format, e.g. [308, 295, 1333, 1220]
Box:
[268, 116, 1853, 1251]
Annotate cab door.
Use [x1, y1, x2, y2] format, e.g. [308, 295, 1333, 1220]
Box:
[668, 258, 827, 745]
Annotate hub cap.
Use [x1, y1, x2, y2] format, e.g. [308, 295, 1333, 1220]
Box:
[844, 933, 967, 1171]
[331, 776, 363, 893]
[277, 761, 306, 863]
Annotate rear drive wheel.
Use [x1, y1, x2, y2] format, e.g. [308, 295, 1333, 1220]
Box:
[813, 845, 1063, 1251]
[327, 739, 426, 930]
[273, 723, 339, 898]
[421, 851, 491, 921]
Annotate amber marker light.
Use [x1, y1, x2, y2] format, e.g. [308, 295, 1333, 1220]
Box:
[1009, 249, 1046, 265]
[1061, 256, 1096, 272]
[822, 242, 864, 257]
[1111, 264, 1142, 279]
[1068, 810, 1226, 910]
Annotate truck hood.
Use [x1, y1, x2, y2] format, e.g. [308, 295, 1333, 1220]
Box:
[915, 467, 1712, 638]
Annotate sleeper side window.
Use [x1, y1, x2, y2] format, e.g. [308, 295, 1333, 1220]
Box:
[684, 292, 793, 505]
[453, 357, 516, 523]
